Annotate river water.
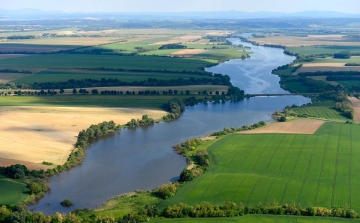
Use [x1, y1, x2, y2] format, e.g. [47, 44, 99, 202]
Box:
[30, 38, 311, 214]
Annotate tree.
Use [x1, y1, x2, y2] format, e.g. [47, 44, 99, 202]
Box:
[334, 51, 351, 59]
[279, 116, 286, 122]
[91, 89, 98, 94]
[180, 169, 194, 182]
[186, 90, 190, 95]
[72, 88, 77, 94]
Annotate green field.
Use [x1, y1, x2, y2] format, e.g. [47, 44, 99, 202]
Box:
[0, 95, 194, 108]
[76, 36, 178, 54]
[337, 81, 360, 91]
[152, 215, 360, 223]
[287, 46, 360, 56]
[159, 122, 360, 212]
[309, 57, 360, 64]
[294, 101, 347, 121]
[282, 81, 312, 93]
[0, 176, 28, 205]
[0, 54, 215, 73]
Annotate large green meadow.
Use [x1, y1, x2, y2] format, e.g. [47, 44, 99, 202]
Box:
[287, 46, 360, 56]
[159, 122, 360, 212]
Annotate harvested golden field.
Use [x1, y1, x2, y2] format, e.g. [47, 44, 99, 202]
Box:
[349, 97, 360, 122]
[0, 106, 166, 169]
[0, 157, 48, 170]
[171, 49, 208, 56]
[293, 63, 360, 75]
[205, 31, 232, 36]
[239, 119, 324, 134]
[249, 35, 360, 47]
[152, 35, 202, 45]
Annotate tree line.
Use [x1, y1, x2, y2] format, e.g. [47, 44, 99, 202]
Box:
[159, 44, 187, 49]
[0, 201, 357, 223]
[30, 75, 231, 90]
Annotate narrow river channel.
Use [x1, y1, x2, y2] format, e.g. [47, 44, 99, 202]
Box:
[30, 37, 311, 214]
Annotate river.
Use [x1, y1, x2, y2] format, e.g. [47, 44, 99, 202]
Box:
[29, 37, 311, 214]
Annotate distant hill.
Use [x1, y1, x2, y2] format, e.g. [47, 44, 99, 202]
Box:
[1, 9, 360, 20]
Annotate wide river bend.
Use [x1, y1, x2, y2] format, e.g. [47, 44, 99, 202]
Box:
[30, 38, 311, 214]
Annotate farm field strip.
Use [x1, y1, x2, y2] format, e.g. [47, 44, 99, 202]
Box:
[349, 97, 360, 121]
[159, 122, 360, 212]
[294, 106, 346, 121]
[249, 35, 360, 47]
[0, 54, 215, 73]
[154, 214, 360, 222]
[294, 65, 360, 75]
[240, 120, 324, 134]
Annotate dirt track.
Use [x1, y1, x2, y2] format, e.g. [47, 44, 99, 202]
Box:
[349, 97, 360, 122]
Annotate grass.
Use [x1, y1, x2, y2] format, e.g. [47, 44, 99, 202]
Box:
[273, 66, 300, 77]
[195, 48, 249, 62]
[287, 46, 360, 56]
[309, 57, 360, 64]
[81, 193, 162, 219]
[158, 122, 360, 212]
[294, 101, 347, 121]
[0, 95, 210, 108]
[337, 81, 360, 91]
[281, 81, 312, 93]
[0, 54, 215, 73]
[0, 43, 78, 53]
[0, 176, 28, 205]
[76, 36, 177, 54]
[152, 215, 360, 222]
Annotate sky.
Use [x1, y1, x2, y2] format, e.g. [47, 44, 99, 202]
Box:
[0, 0, 359, 14]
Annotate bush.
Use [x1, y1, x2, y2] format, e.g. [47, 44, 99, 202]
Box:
[60, 199, 74, 207]
[179, 169, 194, 182]
[155, 183, 177, 199]
[279, 116, 286, 122]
